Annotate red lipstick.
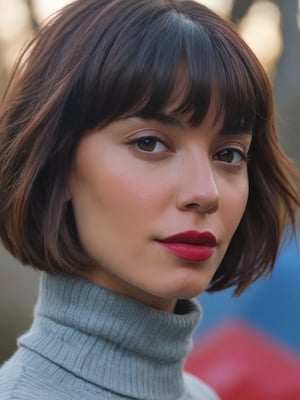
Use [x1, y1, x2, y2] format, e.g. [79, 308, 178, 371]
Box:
[157, 230, 216, 262]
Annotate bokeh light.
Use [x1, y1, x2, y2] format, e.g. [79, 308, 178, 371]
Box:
[239, 1, 282, 75]
[32, 0, 73, 21]
[196, 0, 233, 17]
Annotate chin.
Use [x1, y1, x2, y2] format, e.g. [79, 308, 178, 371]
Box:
[156, 281, 209, 301]
[176, 286, 207, 300]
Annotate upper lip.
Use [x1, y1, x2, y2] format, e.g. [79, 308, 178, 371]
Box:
[158, 230, 217, 246]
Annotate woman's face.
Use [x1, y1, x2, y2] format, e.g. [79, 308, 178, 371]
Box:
[68, 96, 252, 312]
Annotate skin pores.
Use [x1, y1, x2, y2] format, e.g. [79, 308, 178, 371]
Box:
[67, 97, 252, 312]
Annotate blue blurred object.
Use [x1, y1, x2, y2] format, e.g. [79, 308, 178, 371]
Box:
[196, 228, 300, 354]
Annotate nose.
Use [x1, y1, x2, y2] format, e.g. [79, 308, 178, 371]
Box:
[176, 153, 219, 214]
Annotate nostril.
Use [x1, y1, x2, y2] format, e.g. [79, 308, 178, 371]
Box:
[186, 203, 201, 210]
[186, 203, 200, 209]
[184, 199, 219, 214]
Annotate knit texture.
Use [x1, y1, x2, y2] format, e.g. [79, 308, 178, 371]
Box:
[0, 273, 218, 399]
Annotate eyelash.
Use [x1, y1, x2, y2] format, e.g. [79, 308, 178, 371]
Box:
[213, 148, 249, 169]
[129, 136, 249, 168]
[129, 136, 169, 153]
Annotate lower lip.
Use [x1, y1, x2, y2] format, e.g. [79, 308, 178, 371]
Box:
[158, 242, 214, 262]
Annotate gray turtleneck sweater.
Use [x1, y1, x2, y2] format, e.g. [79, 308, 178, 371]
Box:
[0, 273, 218, 399]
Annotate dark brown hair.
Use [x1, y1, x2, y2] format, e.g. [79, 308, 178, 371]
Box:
[0, 0, 299, 294]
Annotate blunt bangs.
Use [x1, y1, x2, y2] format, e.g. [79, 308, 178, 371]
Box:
[69, 2, 259, 135]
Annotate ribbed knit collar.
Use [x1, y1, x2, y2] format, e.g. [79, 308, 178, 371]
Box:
[19, 272, 201, 400]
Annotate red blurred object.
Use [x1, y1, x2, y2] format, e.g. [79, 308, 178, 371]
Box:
[185, 320, 300, 400]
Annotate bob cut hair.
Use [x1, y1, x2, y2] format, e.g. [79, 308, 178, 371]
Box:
[0, 0, 299, 295]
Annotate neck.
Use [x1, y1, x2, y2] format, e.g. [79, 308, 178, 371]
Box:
[78, 269, 178, 313]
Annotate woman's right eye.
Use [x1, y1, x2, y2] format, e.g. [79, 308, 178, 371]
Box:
[131, 136, 168, 153]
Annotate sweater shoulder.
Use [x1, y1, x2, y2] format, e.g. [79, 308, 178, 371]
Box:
[0, 352, 79, 400]
[0, 350, 119, 400]
[0, 356, 30, 400]
[183, 372, 219, 400]
[0, 350, 32, 399]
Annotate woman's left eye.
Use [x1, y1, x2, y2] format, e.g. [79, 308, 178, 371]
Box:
[213, 148, 248, 167]
[131, 136, 168, 153]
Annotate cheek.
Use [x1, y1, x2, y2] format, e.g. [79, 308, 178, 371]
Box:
[91, 156, 176, 219]
[68, 153, 171, 237]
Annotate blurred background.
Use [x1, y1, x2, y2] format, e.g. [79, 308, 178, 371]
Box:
[0, 0, 299, 399]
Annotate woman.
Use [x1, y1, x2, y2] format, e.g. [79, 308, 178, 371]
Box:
[0, 0, 299, 399]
